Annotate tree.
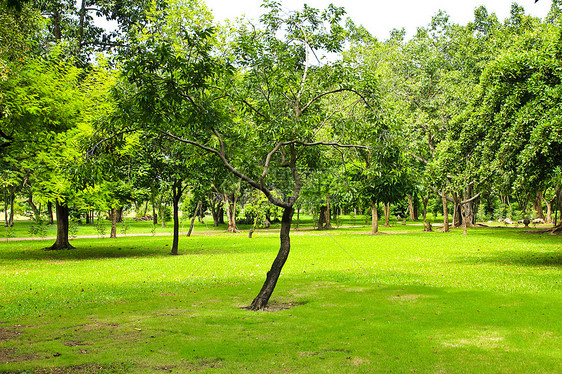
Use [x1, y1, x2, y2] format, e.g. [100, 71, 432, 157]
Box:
[113, 0, 375, 310]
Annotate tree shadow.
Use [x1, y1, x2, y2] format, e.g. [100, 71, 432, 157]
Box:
[458, 250, 561, 267]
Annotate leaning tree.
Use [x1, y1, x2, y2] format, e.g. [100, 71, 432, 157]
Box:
[110, 0, 377, 309]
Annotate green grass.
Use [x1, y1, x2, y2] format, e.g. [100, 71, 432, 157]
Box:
[0, 213, 447, 240]
[0, 227, 560, 373]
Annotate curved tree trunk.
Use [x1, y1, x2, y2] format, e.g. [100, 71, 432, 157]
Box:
[47, 200, 74, 250]
[370, 201, 379, 234]
[187, 200, 202, 237]
[250, 206, 294, 310]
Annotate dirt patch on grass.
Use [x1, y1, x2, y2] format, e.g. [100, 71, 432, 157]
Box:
[0, 347, 39, 364]
[23, 364, 130, 373]
[241, 300, 307, 312]
[348, 356, 371, 366]
[0, 327, 22, 341]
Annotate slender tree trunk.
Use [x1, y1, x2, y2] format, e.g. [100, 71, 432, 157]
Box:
[210, 202, 219, 227]
[407, 194, 415, 221]
[28, 193, 40, 219]
[462, 205, 468, 236]
[324, 196, 332, 229]
[152, 193, 158, 224]
[224, 194, 238, 233]
[535, 189, 545, 220]
[250, 206, 294, 310]
[170, 188, 182, 255]
[296, 205, 300, 230]
[383, 203, 390, 227]
[187, 200, 202, 237]
[143, 200, 149, 217]
[370, 201, 379, 234]
[543, 195, 554, 224]
[422, 195, 429, 221]
[159, 192, 165, 228]
[47, 201, 74, 250]
[4, 188, 8, 227]
[110, 207, 117, 238]
[442, 192, 450, 233]
[8, 186, 15, 227]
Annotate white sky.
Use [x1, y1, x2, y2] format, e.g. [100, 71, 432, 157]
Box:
[204, 0, 553, 40]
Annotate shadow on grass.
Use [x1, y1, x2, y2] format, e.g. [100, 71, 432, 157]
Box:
[458, 250, 562, 267]
[0, 235, 273, 262]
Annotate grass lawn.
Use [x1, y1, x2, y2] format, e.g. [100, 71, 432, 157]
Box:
[0, 226, 560, 373]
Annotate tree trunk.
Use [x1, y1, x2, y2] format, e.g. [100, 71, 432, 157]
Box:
[250, 206, 294, 310]
[171, 181, 183, 255]
[218, 207, 225, 224]
[543, 195, 554, 224]
[187, 200, 202, 237]
[296, 205, 300, 230]
[383, 203, 390, 227]
[152, 194, 158, 225]
[407, 194, 415, 221]
[422, 195, 429, 221]
[4, 188, 8, 227]
[534, 189, 545, 220]
[28, 193, 41, 219]
[370, 201, 379, 234]
[442, 193, 450, 232]
[324, 196, 333, 229]
[8, 186, 15, 227]
[116, 207, 124, 223]
[159, 194, 166, 228]
[47, 202, 54, 224]
[224, 193, 238, 233]
[210, 202, 219, 227]
[318, 205, 327, 230]
[47, 200, 74, 250]
[110, 207, 118, 238]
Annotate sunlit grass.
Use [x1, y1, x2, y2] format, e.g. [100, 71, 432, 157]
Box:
[0, 228, 560, 373]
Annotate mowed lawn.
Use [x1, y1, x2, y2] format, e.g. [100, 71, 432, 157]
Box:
[0, 227, 560, 373]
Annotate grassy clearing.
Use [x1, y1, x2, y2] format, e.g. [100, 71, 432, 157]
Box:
[0, 213, 448, 240]
[0, 228, 560, 373]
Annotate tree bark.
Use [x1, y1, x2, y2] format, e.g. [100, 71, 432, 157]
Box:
[4, 188, 8, 227]
[324, 196, 332, 229]
[28, 193, 41, 219]
[442, 193, 450, 232]
[47, 200, 74, 250]
[383, 202, 390, 227]
[407, 194, 416, 221]
[187, 200, 202, 237]
[224, 193, 239, 233]
[543, 195, 555, 224]
[370, 201, 379, 234]
[116, 207, 124, 223]
[250, 206, 294, 310]
[110, 207, 118, 238]
[152, 193, 158, 224]
[8, 186, 15, 227]
[318, 205, 327, 230]
[171, 181, 183, 255]
[534, 189, 545, 220]
[422, 195, 429, 221]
